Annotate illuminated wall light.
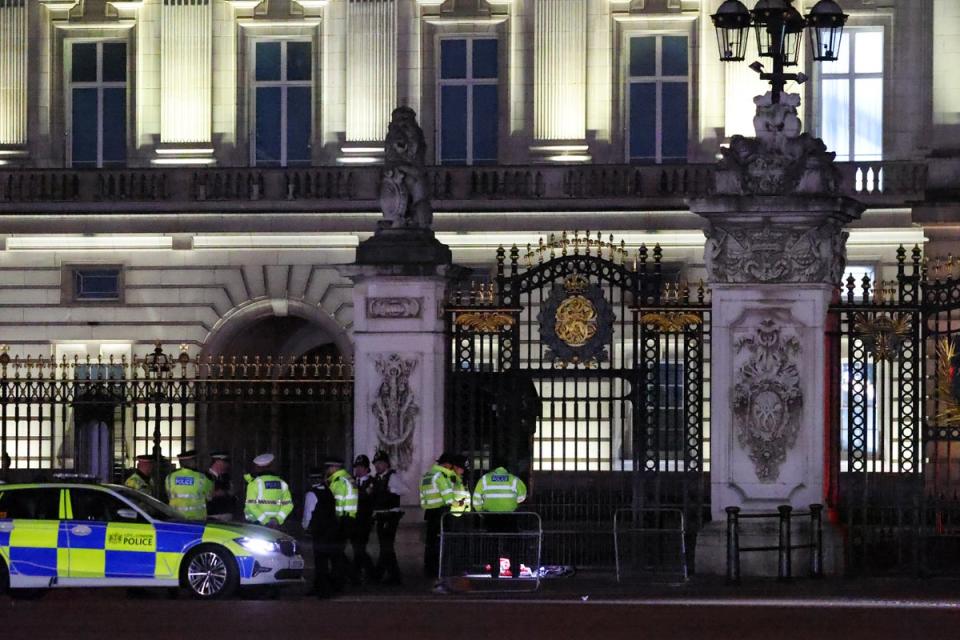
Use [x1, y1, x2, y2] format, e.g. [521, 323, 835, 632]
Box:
[342, 146, 385, 154]
[529, 145, 589, 153]
[546, 154, 592, 162]
[7, 236, 174, 251]
[151, 157, 217, 165]
[336, 156, 381, 165]
[192, 234, 360, 249]
[155, 147, 214, 155]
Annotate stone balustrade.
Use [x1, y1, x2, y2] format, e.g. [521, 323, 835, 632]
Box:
[0, 160, 930, 214]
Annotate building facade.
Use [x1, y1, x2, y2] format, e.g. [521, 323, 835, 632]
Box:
[0, 0, 958, 511]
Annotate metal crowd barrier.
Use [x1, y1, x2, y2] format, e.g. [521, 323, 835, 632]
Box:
[439, 511, 543, 592]
[726, 504, 824, 584]
[613, 508, 688, 583]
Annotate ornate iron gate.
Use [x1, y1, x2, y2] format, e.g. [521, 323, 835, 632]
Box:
[0, 345, 353, 499]
[445, 234, 710, 568]
[834, 247, 960, 574]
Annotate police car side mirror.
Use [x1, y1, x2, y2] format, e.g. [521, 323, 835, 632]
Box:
[116, 508, 139, 520]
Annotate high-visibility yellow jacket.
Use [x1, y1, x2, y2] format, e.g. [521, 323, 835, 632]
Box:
[243, 473, 294, 525]
[327, 469, 358, 519]
[419, 464, 457, 510]
[165, 468, 213, 521]
[124, 471, 154, 495]
[473, 467, 527, 512]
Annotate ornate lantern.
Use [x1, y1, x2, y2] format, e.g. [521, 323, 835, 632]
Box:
[712, 0, 752, 62]
[805, 0, 848, 62]
[752, 0, 806, 66]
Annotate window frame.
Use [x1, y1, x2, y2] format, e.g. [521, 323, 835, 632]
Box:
[435, 34, 500, 166]
[61, 264, 125, 304]
[248, 37, 315, 168]
[623, 31, 691, 165]
[64, 37, 129, 169]
[816, 26, 885, 162]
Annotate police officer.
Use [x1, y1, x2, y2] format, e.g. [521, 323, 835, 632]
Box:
[449, 454, 471, 517]
[243, 453, 293, 529]
[473, 460, 527, 577]
[419, 452, 459, 579]
[370, 450, 408, 585]
[472, 460, 527, 514]
[325, 457, 357, 586]
[124, 454, 155, 495]
[350, 454, 376, 583]
[302, 466, 342, 598]
[206, 451, 235, 521]
[165, 450, 213, 521]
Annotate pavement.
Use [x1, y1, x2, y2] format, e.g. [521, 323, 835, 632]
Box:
[5, 526, 960, 639]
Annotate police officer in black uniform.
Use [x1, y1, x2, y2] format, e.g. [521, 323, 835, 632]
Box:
[350, 454, 376, 583]
[206, 451, 235, 521]
[302, 465, 343, 598]
[371, 450, 408, 585]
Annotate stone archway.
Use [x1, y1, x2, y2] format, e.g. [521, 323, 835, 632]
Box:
[202, 298, 352, 360]
[198, 298, 354, 493]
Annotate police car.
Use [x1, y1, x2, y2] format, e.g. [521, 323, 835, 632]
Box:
[0, 482, 304, 599]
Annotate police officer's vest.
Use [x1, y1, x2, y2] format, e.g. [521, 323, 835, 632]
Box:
[419, 465, 456, 510]
[165, 468, 212, 521]
[124, 470, 153, 494]
[371, 469, 401, 511]
[244, 473, 294, 525]
[327, 469, 358, 519]
[473, 467, 527, 513]
[308, 484, 339, 540]
[450, 475, 471, 517]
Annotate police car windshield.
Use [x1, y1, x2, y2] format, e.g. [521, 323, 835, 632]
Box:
[114, 487, 190, 522]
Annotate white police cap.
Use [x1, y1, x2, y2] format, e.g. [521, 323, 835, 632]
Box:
[253, 453, 274, 466]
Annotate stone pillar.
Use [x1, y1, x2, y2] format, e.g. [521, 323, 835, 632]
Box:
[0, 0, 28, 165]
[342, 0, 397, 163]
[156, 0, 214, 165]
[342, 106, 457, 504]
[531, 0, 590, 162]
[346, 271, 454, 505]
[690, 92, 864, 576]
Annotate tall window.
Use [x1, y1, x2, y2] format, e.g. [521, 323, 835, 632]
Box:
[252, 40, 313, 167]
[627, 35, 689, 164]
[438, 37, 498, 165]
[68, 41, 127, 168]
[819, 28, 884, 161]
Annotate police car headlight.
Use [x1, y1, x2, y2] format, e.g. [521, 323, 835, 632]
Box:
[235, 537, 280, 554]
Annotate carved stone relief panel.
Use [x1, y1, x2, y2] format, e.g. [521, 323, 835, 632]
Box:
[366, 297, 423, 319]
[704, 221, 847, 285]
[371, 354, 420, 471]
[732, 318, 802, 482]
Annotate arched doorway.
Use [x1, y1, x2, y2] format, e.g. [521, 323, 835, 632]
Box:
[200, 300, 354, 498]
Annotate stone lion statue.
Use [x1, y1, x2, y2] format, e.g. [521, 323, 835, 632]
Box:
[379, 107, 433, 229]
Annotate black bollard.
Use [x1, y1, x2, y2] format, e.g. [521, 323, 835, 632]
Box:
[810, 504, 823, 578]
[778, 505, 793, 580]
[726, 506, 740, 584]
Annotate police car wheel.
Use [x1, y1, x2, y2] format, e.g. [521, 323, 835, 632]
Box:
[181, 546, 238, 600]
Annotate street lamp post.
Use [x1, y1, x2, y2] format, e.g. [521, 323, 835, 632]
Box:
[143, 343, 172, 498]
[712, 0, 848, 104]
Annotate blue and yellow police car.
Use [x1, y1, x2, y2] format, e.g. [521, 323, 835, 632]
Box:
[0, 481, 304, 599]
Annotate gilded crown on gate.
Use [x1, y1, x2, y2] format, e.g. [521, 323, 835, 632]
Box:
[563, 274, 589, 294]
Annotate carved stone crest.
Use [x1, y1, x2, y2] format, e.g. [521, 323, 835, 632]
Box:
[371, 354, 419, 471]
[538, 274, 614, 365]
[732, 319, 802, 482]
[715, 92, 841, 196]
[378, 107, 433, 230]
[704, 221, 847, 285]
[366, 297, 422, 319]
